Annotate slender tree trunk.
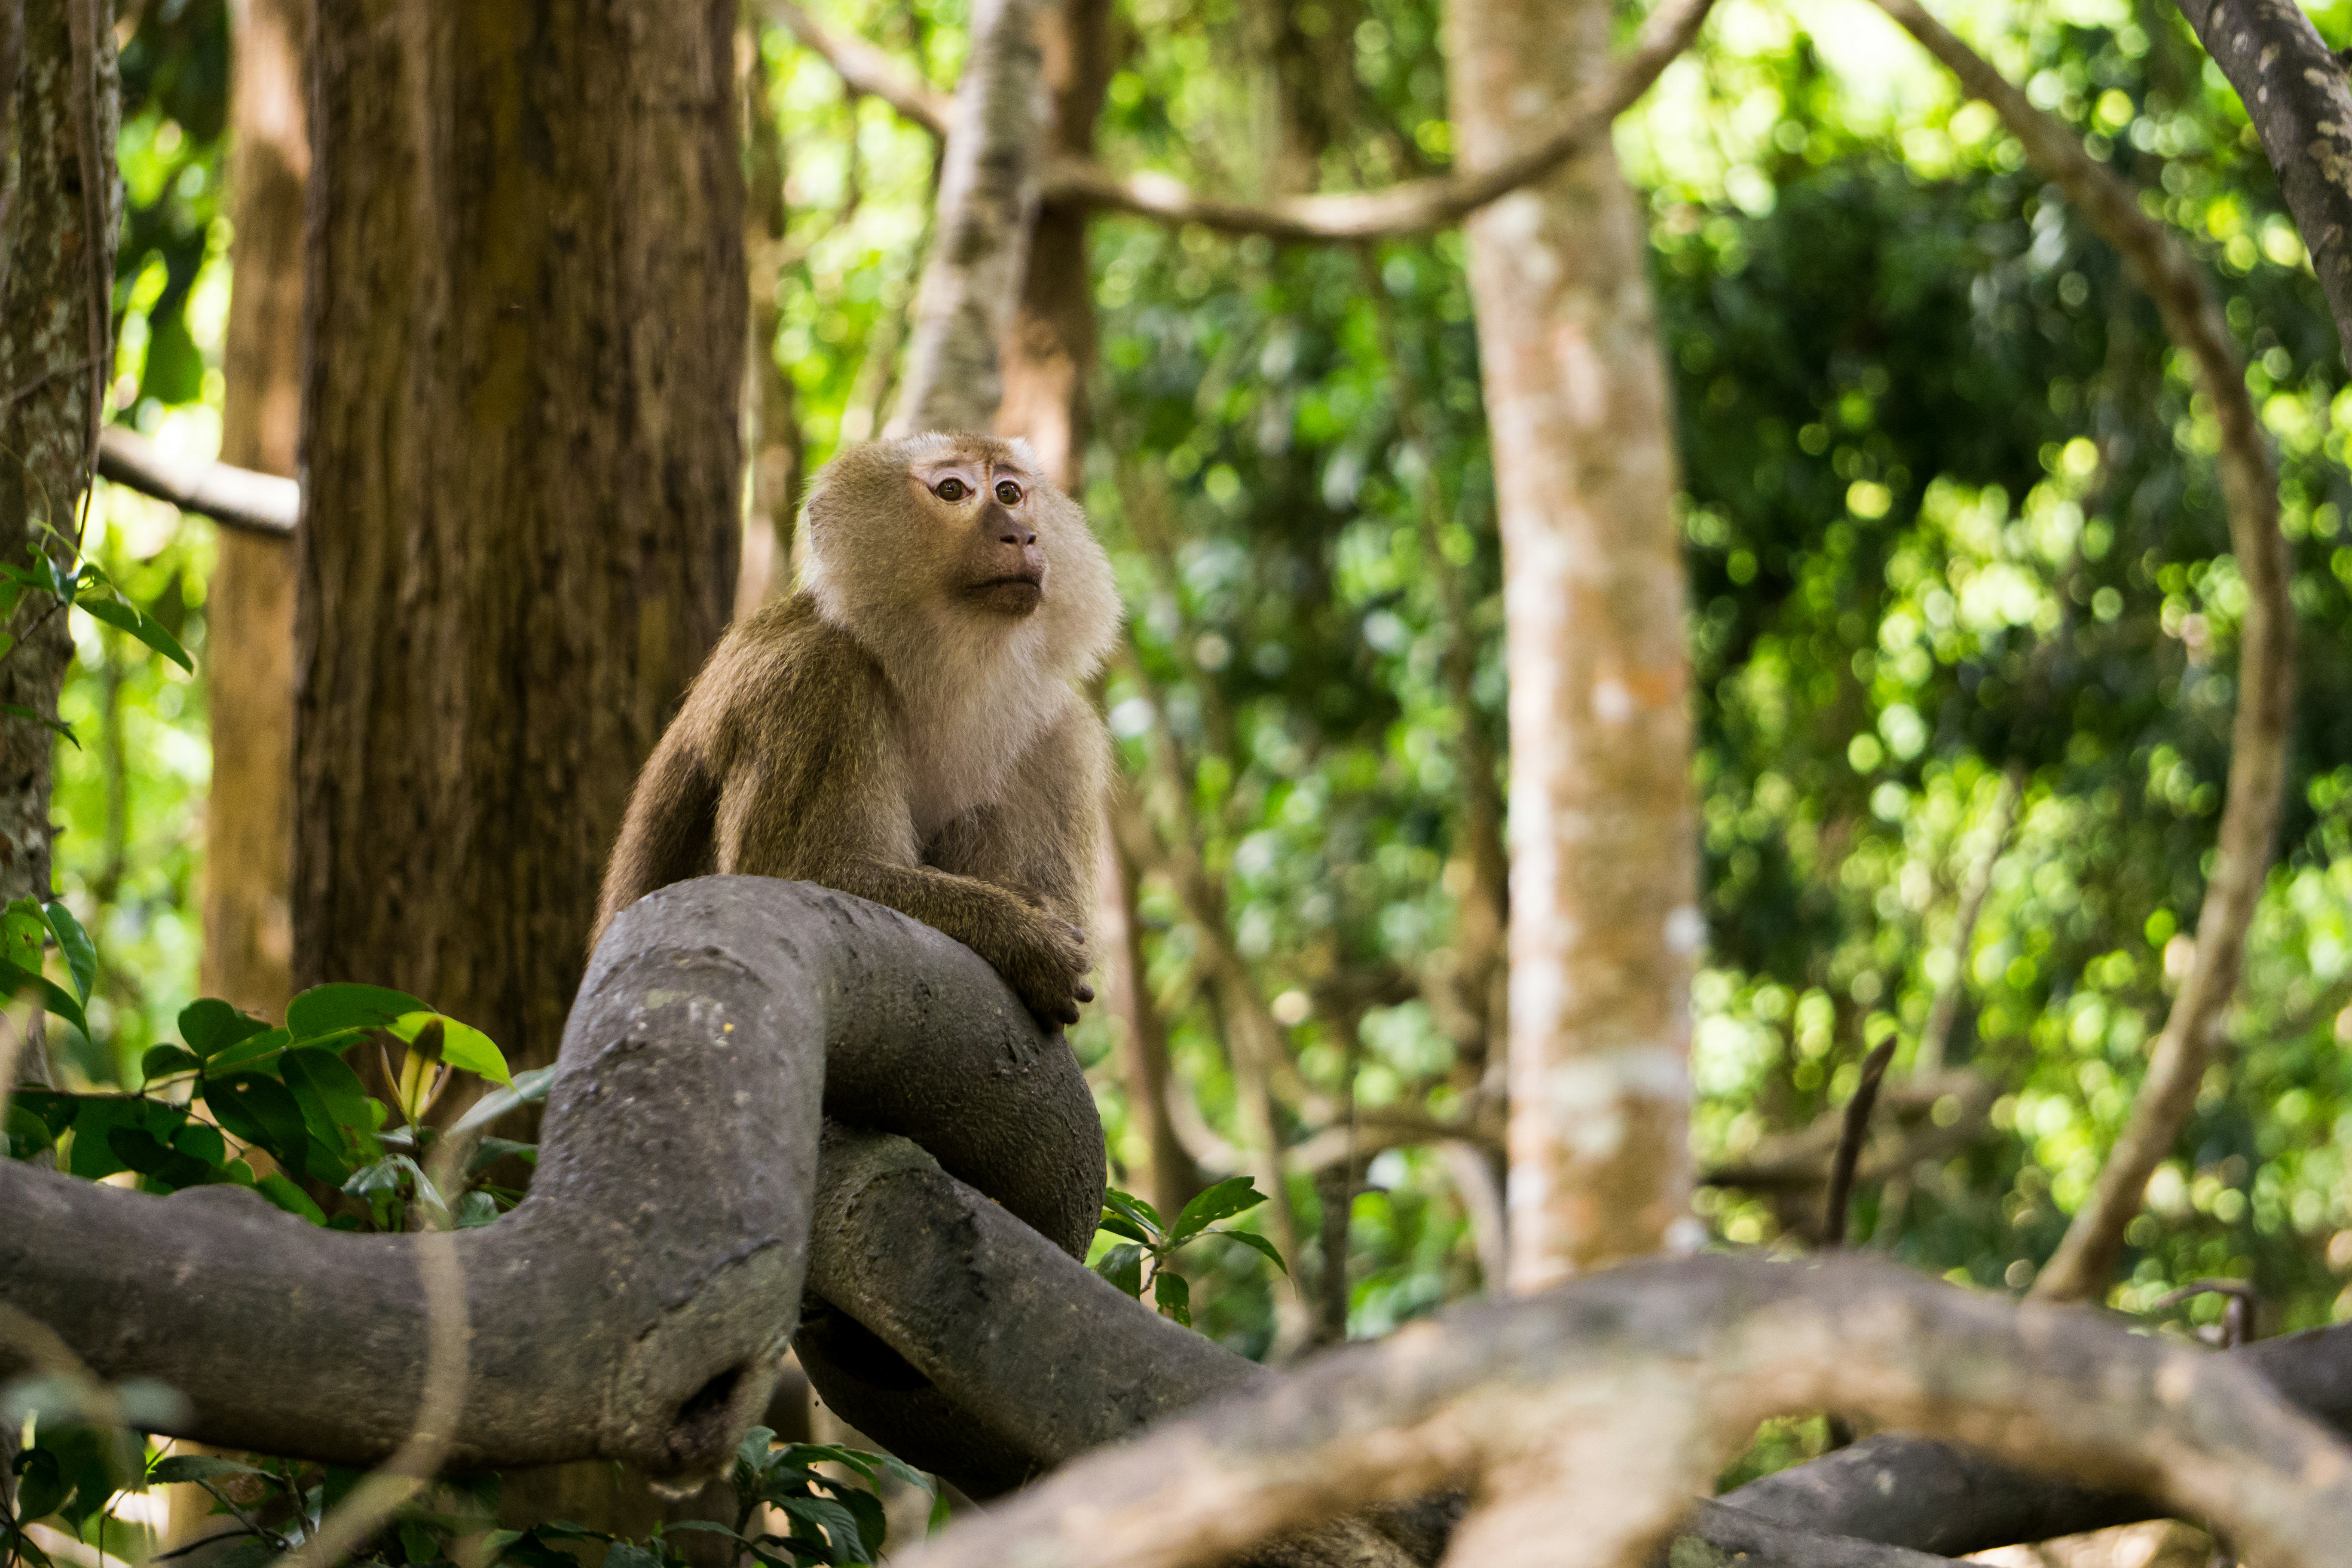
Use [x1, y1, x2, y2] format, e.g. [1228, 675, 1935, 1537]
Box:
[886, 0, 1046, 437]
[296, 0, 744, 1069]
[201, 0, 305, 1020]
[735, 18, 803, 617]
[0, 0, 113, 1016]
[1447, 0, 1698, 1288]
[1100, 831, 1206, 1223]
[994, 0, 1110, 488]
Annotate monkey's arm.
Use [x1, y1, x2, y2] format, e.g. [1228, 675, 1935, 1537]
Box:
[715, 650, 1095, 1026]
[593, 721, 719, 949]
[924, 694, 1109, 933]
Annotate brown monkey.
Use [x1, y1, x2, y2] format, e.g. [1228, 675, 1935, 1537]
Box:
[595, 432, 1121, 1024]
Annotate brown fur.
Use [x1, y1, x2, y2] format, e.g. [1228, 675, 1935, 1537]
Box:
[595, 433, 1121, 1024]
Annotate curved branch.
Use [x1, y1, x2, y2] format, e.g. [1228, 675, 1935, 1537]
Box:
[0, 877, 1103, 1479]
[95, 426, 299, 537]
[2172, 0, 2352, 367]
[1864, 0, 2295, 1306]
[769, 0, 1716, 244]
[1035, 0, 1715, 241]
[758, 0, 952, 137]
[885, 1253, 2352, 1568]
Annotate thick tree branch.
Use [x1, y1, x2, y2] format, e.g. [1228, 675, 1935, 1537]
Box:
[882, 1253, 2352, 1568]
[885, 0, 1046, 434]
[95, 426, 298, 536]
[2173, 0, 2352, 366]
[1866, 0, 2295, 1307]
[0, 877, 1103, 1479]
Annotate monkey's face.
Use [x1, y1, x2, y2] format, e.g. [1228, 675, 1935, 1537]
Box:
[911, 451, 1049, 618]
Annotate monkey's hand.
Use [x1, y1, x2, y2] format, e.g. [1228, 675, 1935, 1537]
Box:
[992, 908, 1097, 1029]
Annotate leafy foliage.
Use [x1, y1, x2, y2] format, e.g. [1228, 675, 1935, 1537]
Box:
[1094, 1178, 1288, 1326]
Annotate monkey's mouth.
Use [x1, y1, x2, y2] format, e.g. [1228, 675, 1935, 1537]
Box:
[971, 574, 1045, 615]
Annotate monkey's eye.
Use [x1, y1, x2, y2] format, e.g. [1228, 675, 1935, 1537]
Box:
[934, 478, 969, 502]
[994, 480, 1022, 505]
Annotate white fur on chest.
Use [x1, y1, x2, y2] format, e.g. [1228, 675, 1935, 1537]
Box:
[893, 640, 1064, 841]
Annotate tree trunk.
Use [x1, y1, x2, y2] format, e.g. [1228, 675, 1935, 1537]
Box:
[0, 0, 113, 1027]
[201, 0, 305, 1020]
[994, 0, 1110, 488]
[1446, 0, 1698, 1288]
[886, 0, 1046, 437]
[296, 0, 745, 1069]
[735, 19, 803, 617]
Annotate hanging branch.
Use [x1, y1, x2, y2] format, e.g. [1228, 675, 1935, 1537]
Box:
[2170, 0, 2352, 367]
[770, 0, 1718, 244]
[1863, 0, 2294, 1306]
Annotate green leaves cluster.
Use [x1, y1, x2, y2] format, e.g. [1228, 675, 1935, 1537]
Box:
[1094, 1177, 1287, 1327]
[5, 981, 542, 1232]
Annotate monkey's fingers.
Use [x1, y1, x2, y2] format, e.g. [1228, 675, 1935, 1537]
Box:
[1074, 982, 1095, 1004]
[1052, 998, 1082, 1027]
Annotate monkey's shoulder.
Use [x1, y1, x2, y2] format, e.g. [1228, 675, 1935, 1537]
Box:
[694, 596, 892, 756]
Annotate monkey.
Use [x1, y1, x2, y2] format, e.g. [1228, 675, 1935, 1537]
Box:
[594, 431, 1121, 1026]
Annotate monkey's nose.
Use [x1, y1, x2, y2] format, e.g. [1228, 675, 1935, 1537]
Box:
[1000, 525, 1038, 547]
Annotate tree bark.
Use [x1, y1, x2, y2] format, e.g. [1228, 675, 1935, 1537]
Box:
[201, 0, 306, 1020]
[0, 0, 113, 932]
[993, 0, 1111, 488]
[1447, 0, 1698, 1287]
[0, 878, 1105, 1478]
[296, 0, 744, 1069]
[736, 20, 804, 617]
[2172, 0, 2352, 367]
[884, 0, 1047, 437]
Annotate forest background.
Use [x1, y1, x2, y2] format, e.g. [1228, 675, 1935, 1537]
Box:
[39, 0, 2352, 1495]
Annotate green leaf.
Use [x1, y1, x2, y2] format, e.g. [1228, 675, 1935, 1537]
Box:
[285, 983, 431, 1042]
[1096, 1212, 1150, 1244]
[1208, 1227, 1291, 1276]
[75, 591, 194, 672]
[9, 1090, 80, 1139]
[454, 1189, 502, 1228]
[253, 1171, 327, 1225]
[1, 901, 45, 971]
[140, 1044, 202, 1081]
[777, 1495, 866, 1563]
[832, 1485, 887, 1562]
[205, 1027, 294, 1074]
[927, 1485, 951, 1537]
[41, 902, 94, 1003]
[467, 1136, 537, 1173]
[12, 1446, 67, 1523]
[393, 1010, 511, 1085]
[445, 1064, 556, 1137]
[603, 1544, 662, 1568]
[1093, 1241, 1144, 1298]
[0, 956, 86, 1045]
[179, 998, 274, 1060]
[1101, 1186, 1165, 1239]
[201, 1069, 312, 1166]
[0, 703, 78, 746]
[1170, 1175, 1266, 1242]
[281, 1049, 383, 1155]
[1152, 1268, 1192, 1327]
[63, 1097, 146, 1179]
[660, 1522, 744, 1540]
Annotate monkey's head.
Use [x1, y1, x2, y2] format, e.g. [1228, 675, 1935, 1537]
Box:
[801, 433, 1119, 680]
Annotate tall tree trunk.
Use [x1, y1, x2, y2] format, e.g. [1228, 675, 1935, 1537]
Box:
[201, 0, 305, 1020]
[1447, 0, 1697, 1289]
[0, 0, 114, 1515]
[0, 0, 114, 1030]
[296, 1, 744, 1070]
